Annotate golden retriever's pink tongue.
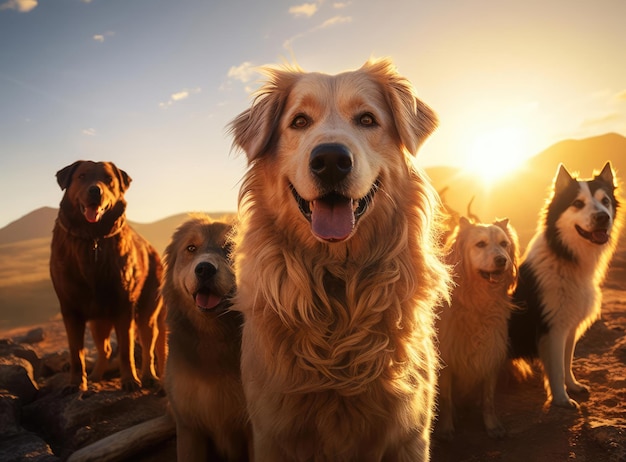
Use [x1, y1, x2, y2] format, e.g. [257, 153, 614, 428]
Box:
[311, 198, 355, 241]
[84, 206, 103, 223]
[195, 293, 222, 310]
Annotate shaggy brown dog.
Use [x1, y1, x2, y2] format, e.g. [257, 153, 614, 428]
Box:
[436, 217, 519, 439]
[230, 59, 450, 461]
[162, 215, 250, 462]
[50, 160, 165, 392]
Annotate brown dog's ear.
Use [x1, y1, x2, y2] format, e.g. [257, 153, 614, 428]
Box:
[110, 163, 132, 192]
[229, 65, 302, 162]
[363, 59, 438, 156]
[56, 161, 83, 190]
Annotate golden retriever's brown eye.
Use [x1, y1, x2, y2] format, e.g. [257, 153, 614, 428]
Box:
[186, 244, 197, 253]
[476, 241, 487, 248]
[572, 199, 585, 209]
[291, 114, 310, 129]
[500, 241, 509, 248]
[356, 112, 377, 127]
[602, 197, 611, 207]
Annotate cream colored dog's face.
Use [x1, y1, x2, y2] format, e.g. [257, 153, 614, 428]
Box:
[230, 59, 438, 243]
[451, 217, 519, 287]
[164, 217, 235, 314]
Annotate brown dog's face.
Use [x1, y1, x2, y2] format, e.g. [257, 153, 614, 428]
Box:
[164, 217, 235, 314]
[56, 160, 131, 223]
[231, 59, 438, 243]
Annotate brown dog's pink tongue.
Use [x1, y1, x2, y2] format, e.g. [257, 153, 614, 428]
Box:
[84, 206, 103, 223]
[195, 293, 222, 310]
[311, 198, 355, 241]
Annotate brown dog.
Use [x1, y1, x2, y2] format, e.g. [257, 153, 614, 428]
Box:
[162, 215, 250, 462]
[230, 59, 450, 461]
[50, 160, 166, 392]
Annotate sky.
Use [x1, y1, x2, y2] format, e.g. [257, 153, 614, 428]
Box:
[1, 0, 625, 229]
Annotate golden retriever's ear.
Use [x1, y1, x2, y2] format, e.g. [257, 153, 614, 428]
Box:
[363, 59, 438, 156]
[459, 216, 471, 229]
[229, 66, 302, 162]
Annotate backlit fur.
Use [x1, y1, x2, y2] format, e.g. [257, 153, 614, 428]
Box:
[230, 59, 450, 461]
[162, 215, 250, 461]
[509, 162, 622, 408]
[436, 217, 519, 440]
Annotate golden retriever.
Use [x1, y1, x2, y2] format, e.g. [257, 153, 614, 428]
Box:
[162, 215, 250, 462]
[435, 217, 519, 439]
[50, 160, 166, 392]
[229, 58, 450, 461]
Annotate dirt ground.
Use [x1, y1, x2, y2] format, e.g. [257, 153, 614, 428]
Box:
[2, 292, 625, 461]
[431, 288, 626, 462]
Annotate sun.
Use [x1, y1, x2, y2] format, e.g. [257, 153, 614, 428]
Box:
[463, 127, 529, 184]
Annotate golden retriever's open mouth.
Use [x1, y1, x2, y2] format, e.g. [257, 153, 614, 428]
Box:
[479, 270, 505, 284]
[290, 180, 380, 242]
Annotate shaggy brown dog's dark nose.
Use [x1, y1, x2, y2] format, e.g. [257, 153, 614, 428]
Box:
[195, 261, 217, 281]
[310, 143, 353, 186]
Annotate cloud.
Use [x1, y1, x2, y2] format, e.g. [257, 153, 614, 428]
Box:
[283, 15, 353, 50]
[289, 3, 318, 18]
[159, 87, 201, 108]
[615, 90, 626, 102]
[82, 128, 96, 136]
[227, 62, 257, 84]
[0, 0, 37, 12]
[93, 31, 115, 43]
[319, 15, 352, 28]
[332, 2, 350, 8]
[581, 112, 623, 128]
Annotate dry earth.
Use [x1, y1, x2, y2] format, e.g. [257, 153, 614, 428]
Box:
[1, 287, 624, 461]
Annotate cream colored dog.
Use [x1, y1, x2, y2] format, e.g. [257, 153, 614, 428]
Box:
[230, 59, 450, 461]
[436, 217, 519, 440]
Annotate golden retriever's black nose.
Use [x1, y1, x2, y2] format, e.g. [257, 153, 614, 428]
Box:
[195, 262, 217, 281]
[310, 143, 353, 185]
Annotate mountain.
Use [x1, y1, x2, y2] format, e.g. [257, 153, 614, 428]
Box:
[0, 207, 59, 245]
[0, 209, 233, 252]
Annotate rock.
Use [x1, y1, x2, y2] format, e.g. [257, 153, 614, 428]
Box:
[15, 327, 45, 345]
[0, 391, 21, 434]
[0, 356, 39, 404]
[0, 431, 58, 462]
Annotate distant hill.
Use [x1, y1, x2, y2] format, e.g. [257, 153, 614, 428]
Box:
[0, 209, 233, 253]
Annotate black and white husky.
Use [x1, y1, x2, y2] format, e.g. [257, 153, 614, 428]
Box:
[509, 161, 621, 408]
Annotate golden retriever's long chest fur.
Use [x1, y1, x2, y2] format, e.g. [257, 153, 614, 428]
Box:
[230, 58, 450, 461]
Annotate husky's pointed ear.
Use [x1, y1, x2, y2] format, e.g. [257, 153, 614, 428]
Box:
[229, 65, 302, 162]
[554, 163, 575, 194]
[363, 58, 438, 156]
[596, 161, 616, 186]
